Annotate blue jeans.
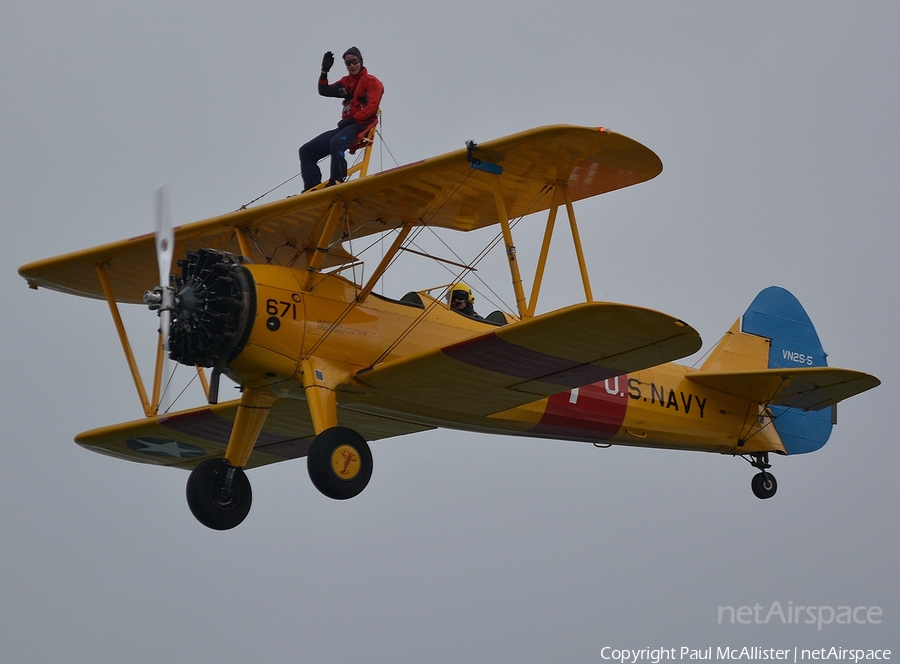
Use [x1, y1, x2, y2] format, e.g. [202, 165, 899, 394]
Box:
[298, 124, 359, 190]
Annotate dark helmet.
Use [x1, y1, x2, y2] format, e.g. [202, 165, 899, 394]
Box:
[342, 47, 363, 66]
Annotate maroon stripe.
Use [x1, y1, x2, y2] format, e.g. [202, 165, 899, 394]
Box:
[441, 334, 621, 389]
[162, 408, 290, 447]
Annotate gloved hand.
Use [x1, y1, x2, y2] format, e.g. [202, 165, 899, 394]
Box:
[337, 117, 355, 129]
[321, 51, 334, 72]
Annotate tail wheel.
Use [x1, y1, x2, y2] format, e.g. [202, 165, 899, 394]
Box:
[186, 458, 252, 530]
[307, 426, 372, 500]
[751, 471, 778, 500]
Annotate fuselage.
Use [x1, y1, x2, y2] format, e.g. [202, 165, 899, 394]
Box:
[214, 263, 783, 458]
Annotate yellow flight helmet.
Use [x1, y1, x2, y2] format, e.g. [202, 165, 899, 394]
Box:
[447, 282, 474, 305]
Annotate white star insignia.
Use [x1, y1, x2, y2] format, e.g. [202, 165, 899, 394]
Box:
[126, 437, 206, 459]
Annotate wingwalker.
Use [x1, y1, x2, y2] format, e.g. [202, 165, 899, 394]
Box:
[19, 125, 880, 530]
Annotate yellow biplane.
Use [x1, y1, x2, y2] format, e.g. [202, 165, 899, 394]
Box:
[19, 125, 880, 530]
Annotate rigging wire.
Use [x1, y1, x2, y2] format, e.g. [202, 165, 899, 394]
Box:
[237, 110, 397, 211]
[364, 180, 554, 365]
[162, 366, 201, 414]
[375, 127, 399, 169]
[413, 182, 551, 314]
[224, 125, 564, 373]
[690, 332, 725, 368]
[731, 372, 831, 449]
[238, 171, 302, 210]
[305, 170, 476, 361]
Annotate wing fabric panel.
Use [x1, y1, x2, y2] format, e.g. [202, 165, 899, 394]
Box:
[75, 398, 432, 469]
[442, 333, 621, 388]
[348, 302, 701, 422]
[686, 367, 881, 411]
[19, 126, 661, 304]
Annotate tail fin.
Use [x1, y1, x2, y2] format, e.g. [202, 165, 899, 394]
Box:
[696, 287, 879, 454]
[740, 287, 833, 454]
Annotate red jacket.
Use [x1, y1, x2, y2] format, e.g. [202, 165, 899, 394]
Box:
[318, 67, 384, 140]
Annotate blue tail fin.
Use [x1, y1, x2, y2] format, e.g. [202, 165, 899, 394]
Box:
[742, 287, 833, 454]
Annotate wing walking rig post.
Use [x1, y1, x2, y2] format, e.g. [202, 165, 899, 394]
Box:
[18, 125, 880, 530]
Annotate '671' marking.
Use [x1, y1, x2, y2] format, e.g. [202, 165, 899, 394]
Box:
[266, 298, 298, 319]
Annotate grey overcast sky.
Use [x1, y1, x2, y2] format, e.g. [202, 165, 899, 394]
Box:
[2, 2, 898, 662]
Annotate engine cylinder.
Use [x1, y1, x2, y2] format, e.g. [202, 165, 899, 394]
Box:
[168, 249, 255, 369]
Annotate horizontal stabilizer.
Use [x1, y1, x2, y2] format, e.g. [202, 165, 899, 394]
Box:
[348, 301, 700, 422]
[686, 367, 880, 412]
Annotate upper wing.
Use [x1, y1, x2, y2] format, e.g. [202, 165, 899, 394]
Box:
[76, 398, 432, 469]
[19, 125, 661, 304]
[686, 367, 881, 411]
[343, 302, 700, 424]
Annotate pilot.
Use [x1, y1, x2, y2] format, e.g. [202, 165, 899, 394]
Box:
[299, 47, 384, 192]
[447, 283, 481, 319]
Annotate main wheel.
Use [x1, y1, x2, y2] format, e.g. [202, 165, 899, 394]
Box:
[307, 426, 372, 500]
[751, 471, 777, 499]
[186, 458, 252, 530]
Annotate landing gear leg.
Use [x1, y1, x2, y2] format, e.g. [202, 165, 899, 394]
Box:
[300, 360, 372, 500]
[184, 387, 272, 529]
[747, 452, 777, 500]
[186, 458, 252, 530]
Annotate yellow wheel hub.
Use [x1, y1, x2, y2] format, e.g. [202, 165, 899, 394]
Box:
[331, 444, 361, 481]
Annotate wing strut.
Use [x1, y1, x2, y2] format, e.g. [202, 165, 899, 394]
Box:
[97, 263, 154, 416]
[527, 185, 561, 317]
[303, 201, 347, 291]
[97, 263, 211, 417]
[234, 226, 253, 260]
[525, 182, 595, 317]
[561, 182, 594, 303]
[490, 174, 528, 319]
[356, 221, 414, 304]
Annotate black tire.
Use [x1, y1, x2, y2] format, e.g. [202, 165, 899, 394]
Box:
[186, 458, 252, 530]
[751, 471, 777, 500]
[307, 426, 372, 500]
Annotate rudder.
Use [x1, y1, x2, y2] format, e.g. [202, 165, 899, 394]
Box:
[740, 287, 833, 454]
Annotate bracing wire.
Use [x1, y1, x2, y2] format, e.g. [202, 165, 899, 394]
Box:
[238, 110, 398, 211]
[305, 169, 476, 362]
[239, 172, 303, 210]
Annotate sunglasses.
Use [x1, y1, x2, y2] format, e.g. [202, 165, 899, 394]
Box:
[344, 59, 360, 67]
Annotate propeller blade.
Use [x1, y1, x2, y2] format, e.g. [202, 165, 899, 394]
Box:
[155, 185, 174, 287]
[154, 185, 175, 352]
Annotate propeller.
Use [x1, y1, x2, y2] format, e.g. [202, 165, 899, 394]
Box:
[153, 185, 175, 350]
[142, 185, 176, 412]
[143, 191, 253, 407]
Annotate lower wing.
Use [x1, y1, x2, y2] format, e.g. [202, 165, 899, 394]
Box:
[345, 301, 701, 424]
[76, 399, 432, 469]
